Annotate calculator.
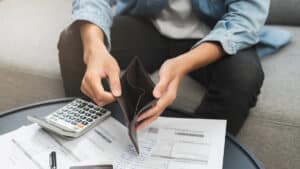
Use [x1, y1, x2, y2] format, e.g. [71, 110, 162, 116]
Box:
[27, 98, 111, 137]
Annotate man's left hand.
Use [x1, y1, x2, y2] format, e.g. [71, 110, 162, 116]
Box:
[136, 57, 186, 130]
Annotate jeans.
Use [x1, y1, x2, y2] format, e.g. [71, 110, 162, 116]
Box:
[58, 16, 264, 135]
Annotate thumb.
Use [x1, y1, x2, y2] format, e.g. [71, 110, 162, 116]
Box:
[108, 69, 121, 97]
[153, 75, 169, 98]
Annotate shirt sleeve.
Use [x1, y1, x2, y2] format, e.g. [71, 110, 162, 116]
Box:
[193, 0, 270, 55]
[72, 0, 114, 50]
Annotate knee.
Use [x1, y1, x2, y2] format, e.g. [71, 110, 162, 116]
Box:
[235, 64, 264, 95]
[57, 23, 82, 54]
[228, 62, 264, 108]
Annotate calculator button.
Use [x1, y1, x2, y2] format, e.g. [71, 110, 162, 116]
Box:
[91, 115, 98, 119]
[82, 121, 88, 125]
[89, 110, 95, 114]
[80, 115, 87, 120]
[77, 123, 85, 129]
[95, 107, 100, 111]
[100, 109, 106, 113]
[74, 113, 80, 117]
[83, 107, 89, 111]
[79, 110, 85, 114]
[76, 118, 82, 123]
[85, 113, 91, 117]
[78, 103, 86, 108]
[71, 121, 77, 125]
[87, 118, 93, 122]
[88, 104, 94, 108]
[96, 112, 102, 116]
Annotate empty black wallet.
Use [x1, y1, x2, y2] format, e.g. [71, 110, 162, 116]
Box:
[116, 57, 157, 154]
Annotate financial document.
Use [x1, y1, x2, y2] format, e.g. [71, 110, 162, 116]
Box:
[0, 117, 226, 169]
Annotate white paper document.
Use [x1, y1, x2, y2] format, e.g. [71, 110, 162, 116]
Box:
[0, 117, 226, 169]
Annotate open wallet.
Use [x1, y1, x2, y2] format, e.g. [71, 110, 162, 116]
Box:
[116, 57, 157, 154]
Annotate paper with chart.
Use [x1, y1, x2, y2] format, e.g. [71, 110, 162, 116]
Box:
[132, 117, 226, 169]
[0, 116, 226, 169]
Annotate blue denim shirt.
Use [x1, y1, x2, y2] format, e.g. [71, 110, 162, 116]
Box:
[72, 0, 291, 57]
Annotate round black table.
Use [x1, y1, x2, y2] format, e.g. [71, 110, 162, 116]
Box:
[0, 98, 264, 169]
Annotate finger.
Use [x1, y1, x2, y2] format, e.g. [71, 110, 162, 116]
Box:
[81, 78, 106, 106]
[153, 75, 169, 98]
[137, 101, 164, 122]
[107, 68, 121, 97]
[136, 114, 160, 131]
[138, 80, 178, 122]
[86, 73, 115, 104]
[80, 80, 94, 100]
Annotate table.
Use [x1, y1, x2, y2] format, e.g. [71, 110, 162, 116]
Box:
[0, 98, 264, 169]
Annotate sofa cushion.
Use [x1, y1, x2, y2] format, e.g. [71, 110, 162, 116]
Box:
[267, 0, 300, 25]
[0, 0, 72, 79]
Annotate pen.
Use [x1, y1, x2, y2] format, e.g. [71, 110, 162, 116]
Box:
[49, 151, 57, 169]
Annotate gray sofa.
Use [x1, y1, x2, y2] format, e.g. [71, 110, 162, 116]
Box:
[0, 0, 299, 168]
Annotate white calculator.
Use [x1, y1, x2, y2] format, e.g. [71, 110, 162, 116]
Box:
[27, 98, 111, 137]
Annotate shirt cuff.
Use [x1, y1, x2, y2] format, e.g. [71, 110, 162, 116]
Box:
[192, 28, 238, 55]
[72, 11, 112, 50]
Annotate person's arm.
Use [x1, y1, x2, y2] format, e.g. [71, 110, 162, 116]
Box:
[136, 0, 270, 130]
[72, 0, 121, 105]
[193, 0, 270, 55]
[79, 22, 121, 106]
[72, 0, 114, 49]
[136, 42, 223, 130]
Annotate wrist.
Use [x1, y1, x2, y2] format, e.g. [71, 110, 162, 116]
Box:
[79, 21, 108, 64]
[175, 54, 196, 75]
[83, 45, 109, 65]
[175, 42, 224, 74]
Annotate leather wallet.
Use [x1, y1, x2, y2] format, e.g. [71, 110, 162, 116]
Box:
[117, 57, 157, 154]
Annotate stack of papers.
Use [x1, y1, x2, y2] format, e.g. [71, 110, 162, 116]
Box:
[0, 117, 226, 169]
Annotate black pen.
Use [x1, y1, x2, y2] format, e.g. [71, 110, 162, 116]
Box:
[49, 151, 57, 169]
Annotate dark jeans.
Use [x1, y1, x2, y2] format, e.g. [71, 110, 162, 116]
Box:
[58, 16, 264, 135]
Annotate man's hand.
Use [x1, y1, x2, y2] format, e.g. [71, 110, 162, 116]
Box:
[136, 42, 224, 131]
[136, 58, 186, 130]
[79, 22, 121, 106]
[81, 51, 121, 106]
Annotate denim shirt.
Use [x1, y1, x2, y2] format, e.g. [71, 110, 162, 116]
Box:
[72, 0, 291, 57]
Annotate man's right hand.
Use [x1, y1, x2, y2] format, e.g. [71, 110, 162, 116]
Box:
[79, 22, 121, 106]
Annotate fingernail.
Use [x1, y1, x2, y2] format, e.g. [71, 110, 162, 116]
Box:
[113, 89, 121, 97]
[98, 101, 105, 106]
[154, 90, 161, 98]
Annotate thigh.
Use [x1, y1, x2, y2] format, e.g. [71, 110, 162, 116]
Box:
[111, 16, 170, 73]
[190, 47, 264, 92]
[191, 47, 264, 135]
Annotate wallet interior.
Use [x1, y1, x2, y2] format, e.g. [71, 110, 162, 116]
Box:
[118, 57, 156, 122]
[117, 57, 157, 154]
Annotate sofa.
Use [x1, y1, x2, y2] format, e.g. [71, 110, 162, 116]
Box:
[0, 0, 299, 168]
